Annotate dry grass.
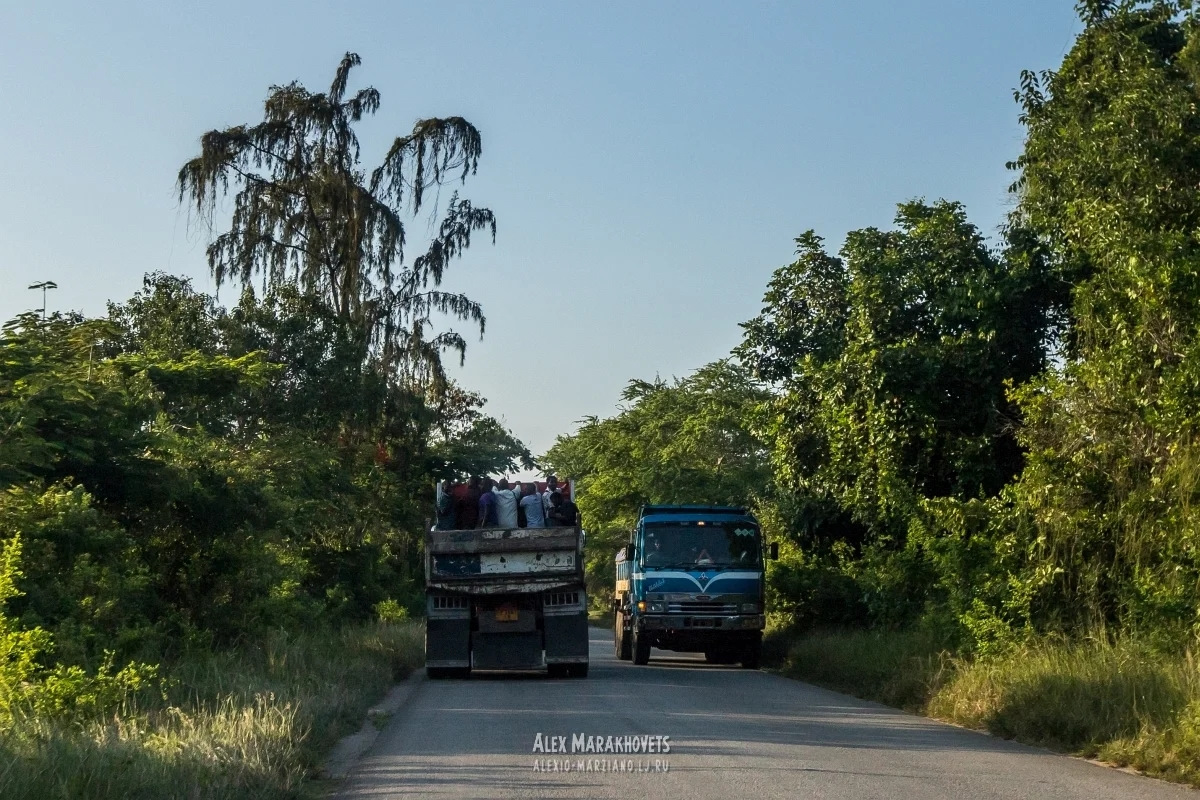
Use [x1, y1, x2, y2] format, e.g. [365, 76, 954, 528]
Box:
[773, 628, 1200, 787]
[0, 621, 423, 800]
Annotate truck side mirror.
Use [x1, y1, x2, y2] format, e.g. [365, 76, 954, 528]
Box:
[628, 543, 637, 562]
[769, 542, 779, 561]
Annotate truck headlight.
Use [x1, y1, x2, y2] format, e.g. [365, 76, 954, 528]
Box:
[648, 601, 666, 613]
[741, 602, 759, 613]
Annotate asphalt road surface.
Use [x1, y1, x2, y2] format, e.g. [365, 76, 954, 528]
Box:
[336, 627, 1192, 799]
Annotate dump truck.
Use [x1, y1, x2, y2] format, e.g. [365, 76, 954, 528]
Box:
[614, 504, 776, 668]
[424, 480, 589, 678]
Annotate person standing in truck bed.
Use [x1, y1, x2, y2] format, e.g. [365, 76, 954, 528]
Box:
[546, 491, 578, 527]
[541, 475, 560, 519]
[557, 493, 578, 526]
[455, 476, 481, 530]
[493, 478, 521, 528]
[477, 477, 498, 528]
[434, 480, 456, 530]
[520, 483, 546, 528]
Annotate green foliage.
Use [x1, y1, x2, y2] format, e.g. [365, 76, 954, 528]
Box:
[735, 200, 1062, 633]
[0, 621, 423, 800]
[177, 52, 494, 388]
[773, 626, 952, 711]
[0, 267, 526, 662]
[742, 201, 1058, 549]
[997, 1, 1200, 638]
[772, 625, 1200, 787]
[0, 483, 153, 663]
[543, 360, 771, 604]
[30, 657, 160, 720]
[373, 598, 409, 623]
[0, 535, 52, 723]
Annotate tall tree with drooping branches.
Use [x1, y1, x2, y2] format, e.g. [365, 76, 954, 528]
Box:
[177, 52, 495, 387]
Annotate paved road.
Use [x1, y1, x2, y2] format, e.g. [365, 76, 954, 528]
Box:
[336, 628, 1192, 799]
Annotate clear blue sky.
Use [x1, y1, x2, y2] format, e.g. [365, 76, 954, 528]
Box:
[0, 1, 1082, 465]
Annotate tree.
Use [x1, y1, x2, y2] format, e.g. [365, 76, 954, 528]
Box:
[1004, 1, 1200, 634]
[543, 360, 771, 603]
[177, 52, 495, 387]
[744, 201, 1059, 552]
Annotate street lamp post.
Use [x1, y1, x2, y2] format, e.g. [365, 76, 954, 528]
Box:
[27, 281, 58, 320]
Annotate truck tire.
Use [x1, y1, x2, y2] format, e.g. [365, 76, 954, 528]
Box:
[740, 636, 762, 669]
[615, 611, 632, 660]
[548, 664, 569, 679]
[569, 663, 589, 678]
[632, 625, 651, 665]
[426, 666, 449, 679]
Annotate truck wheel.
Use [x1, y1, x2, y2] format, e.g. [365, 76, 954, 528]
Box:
[632, 626, 651, 665]
[569, 663, 589, 678]
[548, 664, 569, 679]
[740, 636, 762, 670]
[426, 666, 449, 679]
[615, 611, 632, 660]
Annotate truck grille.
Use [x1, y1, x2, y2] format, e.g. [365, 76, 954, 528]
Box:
[668, 602, 737, 615]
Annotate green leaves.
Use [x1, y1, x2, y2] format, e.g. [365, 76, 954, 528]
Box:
[543, 360, 771, 603]
[177, 53, 493, 389]
[1000, 1, 1200, 636]
[749, 201, 1056, 552]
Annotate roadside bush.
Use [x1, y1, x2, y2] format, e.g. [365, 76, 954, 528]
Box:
[0, 535, 52, 723]
[929, 638, 1193, 752]
[0, 621, 423, 800]
[768, 557, 866, 629]
[776, 627, 952, 710]
[0, 483, 155, 664]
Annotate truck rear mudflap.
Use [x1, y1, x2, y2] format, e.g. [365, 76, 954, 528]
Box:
[472, 596, 541, 670]
[542, 588, 588, 667]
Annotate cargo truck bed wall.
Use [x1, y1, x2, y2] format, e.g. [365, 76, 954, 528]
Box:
[425, 526, 583, 594]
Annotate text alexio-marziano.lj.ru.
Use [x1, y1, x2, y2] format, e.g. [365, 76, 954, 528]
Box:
[531, 733, 671, 774]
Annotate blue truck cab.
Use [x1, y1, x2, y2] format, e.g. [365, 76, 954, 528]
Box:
[613, 505, 776, 668]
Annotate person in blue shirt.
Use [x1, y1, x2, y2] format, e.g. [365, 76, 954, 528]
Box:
[520, 483, 546, 528]
[477, 477, 498, 528]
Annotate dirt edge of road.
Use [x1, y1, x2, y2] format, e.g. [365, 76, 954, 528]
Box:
[320, 669, 427, 781]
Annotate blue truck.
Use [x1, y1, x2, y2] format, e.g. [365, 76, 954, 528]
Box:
[613, 505, 776, 668]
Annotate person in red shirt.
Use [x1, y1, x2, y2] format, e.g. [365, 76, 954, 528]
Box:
[455, 476, 481, 530]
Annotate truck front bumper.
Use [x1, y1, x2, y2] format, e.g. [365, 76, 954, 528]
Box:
[638, 614, 764, 631]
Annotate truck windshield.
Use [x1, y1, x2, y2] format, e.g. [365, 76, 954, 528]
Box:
[640, 523, 762, 569]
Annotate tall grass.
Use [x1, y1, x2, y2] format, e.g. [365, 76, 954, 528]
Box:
[0, 621, 423, 800]
[768, 627, 953, 710]
[772, 629, 1200, 787]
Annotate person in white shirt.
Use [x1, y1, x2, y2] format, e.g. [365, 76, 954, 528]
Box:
[492, 478, 521, 528]
[542, 475, 562, 520]
[519, 484, 546, 528]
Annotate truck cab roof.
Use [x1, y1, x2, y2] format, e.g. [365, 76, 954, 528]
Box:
[637, 504, 757, 526]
